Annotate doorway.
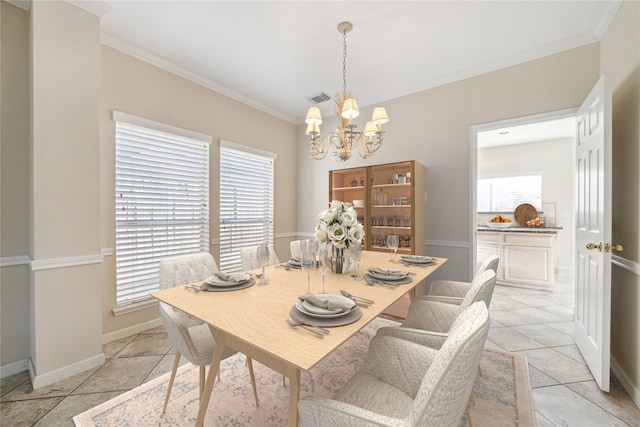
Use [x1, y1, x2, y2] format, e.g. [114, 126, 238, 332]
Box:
[469, 109, 577, 284]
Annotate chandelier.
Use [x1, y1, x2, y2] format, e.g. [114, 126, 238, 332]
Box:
[305, 22, 389, 161]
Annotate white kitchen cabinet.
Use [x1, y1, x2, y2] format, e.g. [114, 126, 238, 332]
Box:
[477, 229, 557, 290]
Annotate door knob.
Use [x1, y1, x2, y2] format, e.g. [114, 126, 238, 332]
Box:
[610, 243, 625, 252]
[586, 242, 602, 251]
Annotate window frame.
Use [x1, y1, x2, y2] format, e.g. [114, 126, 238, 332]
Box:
[113, 111, 212, 309]
[219, 140, 276, 273]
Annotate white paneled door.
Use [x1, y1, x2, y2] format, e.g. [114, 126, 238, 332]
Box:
[574, 74, 612, 392]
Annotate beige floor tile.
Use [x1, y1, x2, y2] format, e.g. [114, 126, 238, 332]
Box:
[144, 353, 189, 383]
[517, 348, 594, 383]
[490, 307, 566, 327]
[535, 411, 557, 427]
[511, 324, 574, 347]
[1, 367, 98, 402]
[0, 396, 63, 426]
[72, 355, 162, 394]
[566, 379, 640, 427]
[115, 332, 172, 358]
[33, 391, 122, 427]
[528, 365, 560, 388]
[545, 321, 574, 336]
[0, 372, 30, 398]
[102, 336, 136, 359]
[488, 327, 546, 351]
[533, 384, 630, 427]
[551, 344, 586, 365]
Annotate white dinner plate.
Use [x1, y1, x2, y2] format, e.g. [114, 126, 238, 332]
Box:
[367, 268, 410, 281]
[400, 256, 436, 265]
[205, 273, 251, 288]
[295, 296, 354, 318]
[300, 293, 353, 315]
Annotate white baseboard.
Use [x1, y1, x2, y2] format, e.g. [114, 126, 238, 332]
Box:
[29, 353, 105, 390]
[0, 359, 30, 379]
[101, 317, 163, 345]
[611, 355, 640, 410]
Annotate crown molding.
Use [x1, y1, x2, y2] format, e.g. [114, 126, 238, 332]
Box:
[67, 0, 112, 18]
[593, 0, 622, 39]
[100, 33, 297, 125]
[3, 0, 30, 11]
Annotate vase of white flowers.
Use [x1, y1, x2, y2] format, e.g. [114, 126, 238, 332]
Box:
[315, 201, 364, 274]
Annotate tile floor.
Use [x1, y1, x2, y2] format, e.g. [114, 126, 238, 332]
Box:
[1, 271, 639, 426]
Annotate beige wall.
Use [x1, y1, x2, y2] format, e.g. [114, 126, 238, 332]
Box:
[478, 138, 575, 269]
[99, 46, 298, 335]
[601, 0, 640, 406]
[1, 2, 31, 368]
[296, 43, 600, 287]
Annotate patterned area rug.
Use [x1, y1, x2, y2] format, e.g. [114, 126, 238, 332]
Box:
[74, 318, 534, 426]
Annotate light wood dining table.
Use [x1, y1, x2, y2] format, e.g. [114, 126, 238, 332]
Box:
[150, 250, 446, 426]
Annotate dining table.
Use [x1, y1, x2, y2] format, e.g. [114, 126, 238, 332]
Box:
[150, 250, 447, 427]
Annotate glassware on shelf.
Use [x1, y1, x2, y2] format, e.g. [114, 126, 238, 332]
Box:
[374, 188, 388, 206]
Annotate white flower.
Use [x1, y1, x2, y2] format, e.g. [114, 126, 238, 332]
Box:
[315, 201, 365, 249]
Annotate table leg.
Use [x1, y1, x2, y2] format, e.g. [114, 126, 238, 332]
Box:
[195, 328, 227, 427]
[287, 365, 301, 427]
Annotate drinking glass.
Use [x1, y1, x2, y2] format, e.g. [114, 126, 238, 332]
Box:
[318, 245, 330, 293]
[350, 241, 363, 280]
[301, 249, 316, 293]
[386, 234, 399, 262]
[256, 244, 269, 284]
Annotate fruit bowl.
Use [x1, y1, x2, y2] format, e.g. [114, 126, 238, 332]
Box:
[485, 221, 512, 229]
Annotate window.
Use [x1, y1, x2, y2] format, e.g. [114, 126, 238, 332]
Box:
[219, 140, 276, 272]
[477, 175, 542, 212]
[114, 111, 211, 307]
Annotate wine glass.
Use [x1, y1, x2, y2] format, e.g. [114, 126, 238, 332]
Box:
[301, 249, 316, 293]
[318, 245, 330, 293]
[350, 241, 363, 280]
[256, 244, 269, 285]
[386, 234, 399, 262]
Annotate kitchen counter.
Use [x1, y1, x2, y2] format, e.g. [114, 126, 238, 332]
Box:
[477, 226, 562, 234]
[477, 227, 561, 290]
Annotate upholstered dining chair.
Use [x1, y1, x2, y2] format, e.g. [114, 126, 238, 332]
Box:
[158, 252, 259, 414]
[298, 301, 490, 427]
[426, 255, 499, 307]
[376, 269, 496, 347]
[240, 245, 280, 270]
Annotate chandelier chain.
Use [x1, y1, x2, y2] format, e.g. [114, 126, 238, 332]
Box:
[342, 29, 347, 96]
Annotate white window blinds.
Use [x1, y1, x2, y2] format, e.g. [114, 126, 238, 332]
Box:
[219, 140, 275, 272]
[477, 175, 542, 212]
[114, 112, 211, 306]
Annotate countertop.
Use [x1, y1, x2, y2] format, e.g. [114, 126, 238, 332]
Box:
[477, 226, 562, 234]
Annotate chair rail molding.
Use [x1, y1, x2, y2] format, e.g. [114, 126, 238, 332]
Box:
[426, 239, 471, 249]
[31, 253, 104, 271]
[0, 255, 31, 267]
[612, 254, 640, 276]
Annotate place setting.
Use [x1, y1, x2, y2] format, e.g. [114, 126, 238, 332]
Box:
[398, 254, 437, 267]
[289, 292, 363, 334]
[185, 272, 256, 292]
[363, 267, 413, 288]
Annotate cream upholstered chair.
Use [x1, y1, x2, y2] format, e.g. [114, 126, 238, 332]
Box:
[376, 270, 496, 347]
[426, 255, 499, 306]
[158, 252, 259, 414]
[289, 240, 302, 260]
[240, 245, 280, 270]
[298, 302, 490, 426]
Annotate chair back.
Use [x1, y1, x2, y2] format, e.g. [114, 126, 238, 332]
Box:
[240, 245, 280, 270]
[411, 302, 490, 426]
[159, 252, 218, 290]
[477, 254, 499, 275]
[460, 269, 496, 310]
[158, 252, 218, 365]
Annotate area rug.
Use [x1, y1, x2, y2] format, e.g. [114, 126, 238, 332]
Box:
[74, 318, 534, 426]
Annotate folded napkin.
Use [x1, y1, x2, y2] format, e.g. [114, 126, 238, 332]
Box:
[368, 268, 409, 277]
[214, 272, 242, 283]
[298, 293, 355, 311]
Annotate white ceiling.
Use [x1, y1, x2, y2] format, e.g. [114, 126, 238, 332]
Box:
[96, 1, 620, 125]
[477, 116, 577, 149]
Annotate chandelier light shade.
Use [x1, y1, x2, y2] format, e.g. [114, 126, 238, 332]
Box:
[305, 21, 389, 161]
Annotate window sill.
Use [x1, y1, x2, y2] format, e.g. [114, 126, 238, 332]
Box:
[112, 298, 158, 317]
